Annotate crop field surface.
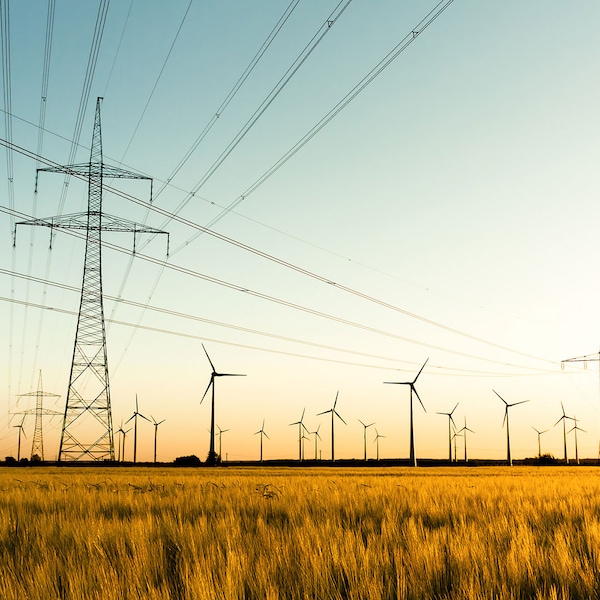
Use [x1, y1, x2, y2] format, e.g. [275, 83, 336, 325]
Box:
[1, 467, 599, 599]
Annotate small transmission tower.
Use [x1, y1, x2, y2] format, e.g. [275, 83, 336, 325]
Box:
[15, 98, 168, 461]
[15, 370, 61, 460]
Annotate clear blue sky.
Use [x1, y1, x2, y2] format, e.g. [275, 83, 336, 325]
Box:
[1, 1, 599, 462]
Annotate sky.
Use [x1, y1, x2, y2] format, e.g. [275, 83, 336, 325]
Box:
[1, 0, 600, 463]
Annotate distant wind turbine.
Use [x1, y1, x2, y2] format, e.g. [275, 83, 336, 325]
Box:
[289, 408, 309, 461]
[310, 424, 322, 460]
[458, 417, 474, 462]
[201, 344, 246, 465]
[373, 429, 385, 461]
[115, 422, 131, 463]
[554, 402, 574, 464]
[437, 402, 459, 462]
[216, 425, 229, 461]
[569, 416, 585, 465]
[125, 394, 150, 463]
[13, 417, 26, 462]
[150, 415, 166, 464]
[317, 391, 347, 462]
[385, 359, 429, 467]
[254, 419, 269, 462]
[493, 390, 529, 466]
[532, 426, 548, 458]
[358, 419, 375, 461]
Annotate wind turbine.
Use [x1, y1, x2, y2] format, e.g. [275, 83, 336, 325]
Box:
[458, 417, 474, 462]
[150, 416, 166, 464]
[437, 402, 459, 462]
[13, 417, 26, 462]
[532, 426, 548, 458]
[216, 425, 229, 461]
[554, 402, 574, 464]
[569, 416, 585, 465]
[201, 344, 246, 465]
[451, 430, 462, 462]
[310, 424, 322, 460]
[289, 408, 309, 461]
[254, 419, 269, 462]
[493, 390, 529, 466]
[125, 394, 150, 463]
[116, 422, 131, 463]
[373, 429, 385, 461]
[384, 359, 428, 467]
[358, 419, 375, 461]
[317, 391, 347, 462]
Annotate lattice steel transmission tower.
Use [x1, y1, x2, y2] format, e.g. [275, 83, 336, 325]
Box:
[16, 97, 168, 461]
[15, 370, 61, 461]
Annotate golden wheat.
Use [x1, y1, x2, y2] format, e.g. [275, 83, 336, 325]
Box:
[0, 467, 599, 599]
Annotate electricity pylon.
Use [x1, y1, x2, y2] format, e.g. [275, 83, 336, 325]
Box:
[15, 98, 168, 461]
[15, 370, 61, 460]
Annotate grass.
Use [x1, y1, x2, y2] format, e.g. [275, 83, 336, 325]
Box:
[1, 467, 600, 599]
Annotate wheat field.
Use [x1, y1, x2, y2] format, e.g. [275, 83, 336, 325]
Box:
[1, 466, 599, 599]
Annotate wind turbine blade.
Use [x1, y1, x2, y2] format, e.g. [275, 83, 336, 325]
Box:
[301, 408, 306, 422]
[264, 432, 270, 440]
[200, 377, 213, 404]
[413, 387, 426, 412]
[333, 391, 339, 409]
[334, 410, 347, 425]
[554, 415, 564, 427]
[412, 358, 429, 383]
[135, 394, 139, 412]
[139, 413, 152, 423]
[317, 409, 332, 416]
[358, 419, 366, 427]
[202, 343, 216, 372]
[492, 390, 508, 405]
[560, 401, 566, 416]
[158, 420, 166, 425]
[383, 381, 410, 385]
[502, 407, 508, 428]
[218, 373, 246, 378]
[451, 402, 459, 415]
[125, 414, 135, 425]
[509, 400, 530, 408]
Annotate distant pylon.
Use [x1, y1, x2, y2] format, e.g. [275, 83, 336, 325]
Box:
[15, 98, 169, 461]
[15, 370, 61, 460]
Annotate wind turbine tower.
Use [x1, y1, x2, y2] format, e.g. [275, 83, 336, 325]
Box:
[458, 417, 474, 462]
[254, 419, 269, 462]
[216, 425, 229, 461]
[358, 419, 375, 461]
[385, 359, 428, 467]
[373, 429, 385, 461]
[569, 416, 585, 465]
[16, 370, 61, 460]
[493, 390, 529, 466]
[289, 408, 308, 461]
[15, 98, 168, 461]
[125, 394, 150, 463]
[437, 402, 458, 462]
[555, 402, 574, 464]
[200, 344, 245, 465]
[151, 415, 165, 464]
[317, 391, 346, 462]
[532, 426, 548, 458]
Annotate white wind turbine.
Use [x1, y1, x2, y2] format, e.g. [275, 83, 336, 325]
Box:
[317, 391, 346, 462]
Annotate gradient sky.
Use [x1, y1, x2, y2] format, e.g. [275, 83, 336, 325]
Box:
[1, 1, 599, 462]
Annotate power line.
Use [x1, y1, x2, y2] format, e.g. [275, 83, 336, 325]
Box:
[3, 201, 557, 373]
[193, 0, 456, 237]
[0, 292, 560, 379]
[150, 0, 354, 232]
[0, 139, 558, 368]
